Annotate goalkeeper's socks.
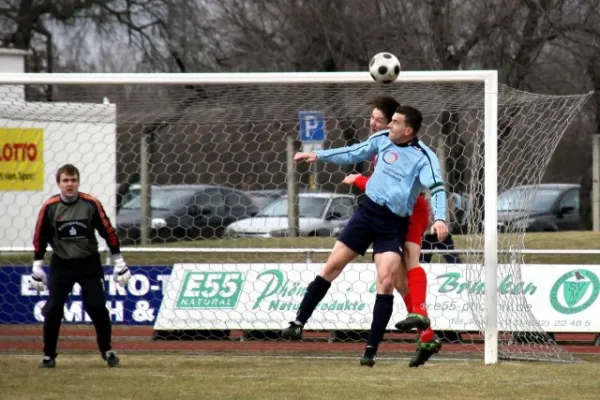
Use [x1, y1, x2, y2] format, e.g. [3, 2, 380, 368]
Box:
[366, 294, 394, 349]
[295, 275, 331, 325]
[407, 267, 428, 316]
[402, 293, 413, 313]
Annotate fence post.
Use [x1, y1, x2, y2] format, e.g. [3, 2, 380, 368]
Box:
[593, 134, 599, 231]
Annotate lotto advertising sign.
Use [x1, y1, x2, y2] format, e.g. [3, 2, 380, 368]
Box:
[0, 101, 116, 251]
[154, 263, 600, 333]
[0, 266, 172, 325]
[0, 128, 44, 190]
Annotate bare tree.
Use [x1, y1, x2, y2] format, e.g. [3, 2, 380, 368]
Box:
[0, 1, 219, 78]
[2, 0, 599, 227]
[457, 0, 600, 229]
[552, 9, 600, 228]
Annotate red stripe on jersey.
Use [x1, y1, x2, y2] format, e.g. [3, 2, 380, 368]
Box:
[80, 193, 119, 248]
[33, 196, 60, 252]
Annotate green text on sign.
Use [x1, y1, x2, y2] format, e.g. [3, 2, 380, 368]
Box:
[176, 271, 245, 309]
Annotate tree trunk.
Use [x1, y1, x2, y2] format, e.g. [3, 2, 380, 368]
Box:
[580, 165, 593, 230]
[440, 111, 467, 194]
[581, 59, 600, 229]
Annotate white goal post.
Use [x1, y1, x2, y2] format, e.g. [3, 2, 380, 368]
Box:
[0, 70, 591, 365]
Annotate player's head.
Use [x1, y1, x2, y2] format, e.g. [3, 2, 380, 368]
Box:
[367, 96, 400, 133]
[389, 105, 423, 143]
[56, 164, 80, 197]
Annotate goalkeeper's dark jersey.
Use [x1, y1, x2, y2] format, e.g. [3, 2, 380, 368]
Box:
[33, 193, 121, 261]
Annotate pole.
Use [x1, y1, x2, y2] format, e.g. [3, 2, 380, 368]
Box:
[140, 133, 151, 245]
[436, 134, 449, 222]
[287, 135, 299, 237]
[593, 134, 599, 231]
[311, 162, 318, 190]
[484, 71, 499, 365]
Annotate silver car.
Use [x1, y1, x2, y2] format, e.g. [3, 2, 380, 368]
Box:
[225, 192, 357, 237]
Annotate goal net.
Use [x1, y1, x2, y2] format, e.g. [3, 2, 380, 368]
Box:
[0, 73, 592, 363]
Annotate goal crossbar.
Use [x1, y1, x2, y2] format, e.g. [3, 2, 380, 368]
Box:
[0, 71, 498, 85]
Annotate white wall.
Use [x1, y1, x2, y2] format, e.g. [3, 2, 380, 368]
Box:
[0, 103, 117, 251]
[0, 48, 27, 101]
[0, 48, 118, 252]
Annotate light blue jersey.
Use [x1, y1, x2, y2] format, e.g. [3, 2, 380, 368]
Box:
[315, 130, 447, 221]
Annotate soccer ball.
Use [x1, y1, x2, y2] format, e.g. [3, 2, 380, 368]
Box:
[369, 52, 401, 84]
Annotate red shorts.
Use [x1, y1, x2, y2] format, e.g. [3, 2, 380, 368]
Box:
[405, 195, 429, 246]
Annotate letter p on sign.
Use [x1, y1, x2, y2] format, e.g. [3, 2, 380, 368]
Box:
[299, 111, 325, 143]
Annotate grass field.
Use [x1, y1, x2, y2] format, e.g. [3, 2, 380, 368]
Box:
[2, 355, 600, 400]
[1, 231, 599, 265]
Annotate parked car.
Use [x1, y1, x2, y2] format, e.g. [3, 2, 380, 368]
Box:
[497, 183, 581, 232]
[117, 184, 259, 244]
[225, 192, 357, 238]
[245, 189, 287, 211]
[117, 183, 159, 212]
[120, 183, 142, 205]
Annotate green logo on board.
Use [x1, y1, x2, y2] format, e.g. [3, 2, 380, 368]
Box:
[549, 269, 599, 314]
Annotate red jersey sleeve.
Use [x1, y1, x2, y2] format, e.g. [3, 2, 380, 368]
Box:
[353, 175, 370, 192]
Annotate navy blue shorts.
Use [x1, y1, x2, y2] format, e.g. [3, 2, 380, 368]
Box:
[337, 197, 409, 256]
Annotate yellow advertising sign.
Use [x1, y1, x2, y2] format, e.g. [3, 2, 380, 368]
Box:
[0, 128, 44, 191]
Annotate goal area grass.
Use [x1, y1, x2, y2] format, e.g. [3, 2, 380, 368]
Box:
[2, 354, 600, 400]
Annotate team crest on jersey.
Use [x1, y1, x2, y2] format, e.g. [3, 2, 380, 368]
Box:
[57, 220, 89, 240]
[382, 151, 398, 164]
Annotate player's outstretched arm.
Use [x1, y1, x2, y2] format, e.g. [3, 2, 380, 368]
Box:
[315, 134, 381, 166]
[294, 152, 318, 163]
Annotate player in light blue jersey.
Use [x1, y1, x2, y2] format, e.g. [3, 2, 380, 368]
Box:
[281, 105, 449, 367]
[343, 97, 443, 367]
[315, 133, 447, 223]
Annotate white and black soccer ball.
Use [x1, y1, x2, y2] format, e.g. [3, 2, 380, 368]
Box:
[369, 52, 401, 84]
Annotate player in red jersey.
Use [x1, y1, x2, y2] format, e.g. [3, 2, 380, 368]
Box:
[342, 96, 442, 367]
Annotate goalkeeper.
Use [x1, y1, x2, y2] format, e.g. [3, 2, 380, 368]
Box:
[283, 105, 448, 367]
[342, 96, 441, 367]
[30, 164, 131, 368]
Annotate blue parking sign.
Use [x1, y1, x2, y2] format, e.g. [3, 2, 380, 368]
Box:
[299, 111, 325, 142]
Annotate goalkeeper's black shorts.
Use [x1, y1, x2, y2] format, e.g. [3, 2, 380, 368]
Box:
[43, 252, 106, 313]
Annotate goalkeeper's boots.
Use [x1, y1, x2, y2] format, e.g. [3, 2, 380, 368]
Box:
[359, 346, 377, 368]
[103, 350, 120, 368]
[394, 313, 431, 333]
[39, 356, 56, 368]
[409, 335, 442, 368]
[281, 321, 304, 340]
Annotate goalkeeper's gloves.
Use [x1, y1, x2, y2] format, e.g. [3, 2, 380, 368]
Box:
[112, 254, 131, 288]
[29, 260, 47, 292]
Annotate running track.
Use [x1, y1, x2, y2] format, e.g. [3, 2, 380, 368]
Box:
[1, 325, 599, 355]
